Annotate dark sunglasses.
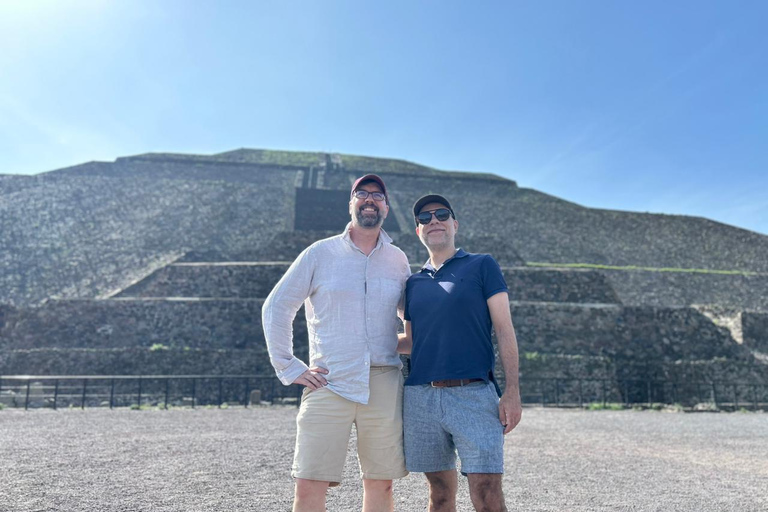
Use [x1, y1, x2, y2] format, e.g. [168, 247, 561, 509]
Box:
[416, 208, 452, 225]
[353, 190, 386, 201]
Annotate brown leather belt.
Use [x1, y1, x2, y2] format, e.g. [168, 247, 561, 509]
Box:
[430, 378, 484, 388]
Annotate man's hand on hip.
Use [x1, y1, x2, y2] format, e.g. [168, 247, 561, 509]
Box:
[294, 367, 329, 390]
[499, 390, 522, 435]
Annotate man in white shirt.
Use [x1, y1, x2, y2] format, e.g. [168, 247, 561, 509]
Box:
[262, 174, 410, 512]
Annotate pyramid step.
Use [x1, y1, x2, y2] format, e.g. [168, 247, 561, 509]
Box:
[116, 261, 621, 304]
[0, 298, 304, 351]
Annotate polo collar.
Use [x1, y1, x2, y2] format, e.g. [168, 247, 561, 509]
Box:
[421, 248, 468, 272]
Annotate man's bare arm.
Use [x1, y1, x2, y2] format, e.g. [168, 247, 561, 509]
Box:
[397, 320, 413, 355]
[488, 291, 522, 434]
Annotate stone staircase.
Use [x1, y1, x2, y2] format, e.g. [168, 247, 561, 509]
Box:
[3, 250, 763, 391]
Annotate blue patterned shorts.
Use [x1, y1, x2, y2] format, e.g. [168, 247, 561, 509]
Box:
[403, 380, 504, 474]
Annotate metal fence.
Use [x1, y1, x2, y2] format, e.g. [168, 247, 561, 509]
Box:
[1, 375, 766, 411]
[0, 375, 302, 410]
[519, 377, 768, 410]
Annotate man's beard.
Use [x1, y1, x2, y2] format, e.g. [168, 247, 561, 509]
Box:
[355, 207, 383, 228]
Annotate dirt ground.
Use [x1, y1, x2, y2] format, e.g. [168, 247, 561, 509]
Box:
[1, 406, 766, 511]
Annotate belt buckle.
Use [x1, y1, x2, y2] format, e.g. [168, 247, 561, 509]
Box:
[431, 380, 444, 388]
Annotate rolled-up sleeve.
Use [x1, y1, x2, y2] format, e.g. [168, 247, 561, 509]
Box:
[262, 246, 315, 385]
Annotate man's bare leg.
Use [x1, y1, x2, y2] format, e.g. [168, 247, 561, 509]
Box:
[293, 478, 330, 512]
[362, 479, 394, 512]
[425, 470, 458, 512]
[467, 473, 507, 512]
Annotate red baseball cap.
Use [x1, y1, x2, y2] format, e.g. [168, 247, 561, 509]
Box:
[351, 174, 388, 203]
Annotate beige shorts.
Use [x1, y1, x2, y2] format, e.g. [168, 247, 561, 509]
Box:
[292, 366, 407, 485]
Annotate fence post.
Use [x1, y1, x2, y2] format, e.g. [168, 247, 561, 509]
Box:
[25, 379, 31, 410]
[109, 379, 115, 409]
[646, 380, 652, 407]
[164, 379, 170, 410]
[578, 379, 584, 409]
[753, 385, 759, 412]
[733, 384, 739, 411]
[218, 377, 224, 408]
[711, 382, 719, 409]
[53, 379, 59, 410]
[137, 377, 143, 408]
[192, 378, 196, 409]
[244, 378, 250, 408]
[555, 379, 560, 407]
[602, 379, 607, 407]
[81, 379, 88, 410]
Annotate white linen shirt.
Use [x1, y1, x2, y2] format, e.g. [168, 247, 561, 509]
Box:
[262, 223, 410, 404]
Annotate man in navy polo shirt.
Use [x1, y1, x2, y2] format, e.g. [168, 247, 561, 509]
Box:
[398, 194, 522, 512]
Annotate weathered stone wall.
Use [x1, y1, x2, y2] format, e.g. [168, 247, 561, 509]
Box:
[601, 268, 768, 311]
[0, 299, 306, 351]
[4, 149, 768, 386]
[510, 302, 747, 362]
[503, 268, 620, 304]
[506, 352, 768, 405]
[1, 297, 748, 367]
[503, 330, 768, 382]
[1, 174, 43, 195]
[6, 150, 768, 308]
[0, 347, 279, 376]
[294, 188, 352, 231]
[742, 312, 768, 353]
[58, 155, 305, 184]
[0, 304, 14, 330]
[0, 169, 295, 306]
[381, 175, 768, 274]
[114, 262, 620, 305]
[116, 263, 291, 298]
[295, 187, 402, 233]
[498, 188, 768, 273]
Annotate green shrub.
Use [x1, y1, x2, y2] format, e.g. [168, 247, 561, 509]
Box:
[587, 402, 624, 411]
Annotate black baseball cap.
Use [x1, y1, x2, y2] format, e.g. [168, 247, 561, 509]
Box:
[412, 194, 455, 225]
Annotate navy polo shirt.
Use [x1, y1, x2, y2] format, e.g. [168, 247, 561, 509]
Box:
[404, 249, 509, 386]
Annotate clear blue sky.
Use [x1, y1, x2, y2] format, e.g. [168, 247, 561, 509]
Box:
[2, 1, 766, 234]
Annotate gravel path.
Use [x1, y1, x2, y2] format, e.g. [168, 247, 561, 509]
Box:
[1, 407, 766, 511]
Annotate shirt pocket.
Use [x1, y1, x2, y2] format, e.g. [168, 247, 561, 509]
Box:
[373, 277, 404, 310]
